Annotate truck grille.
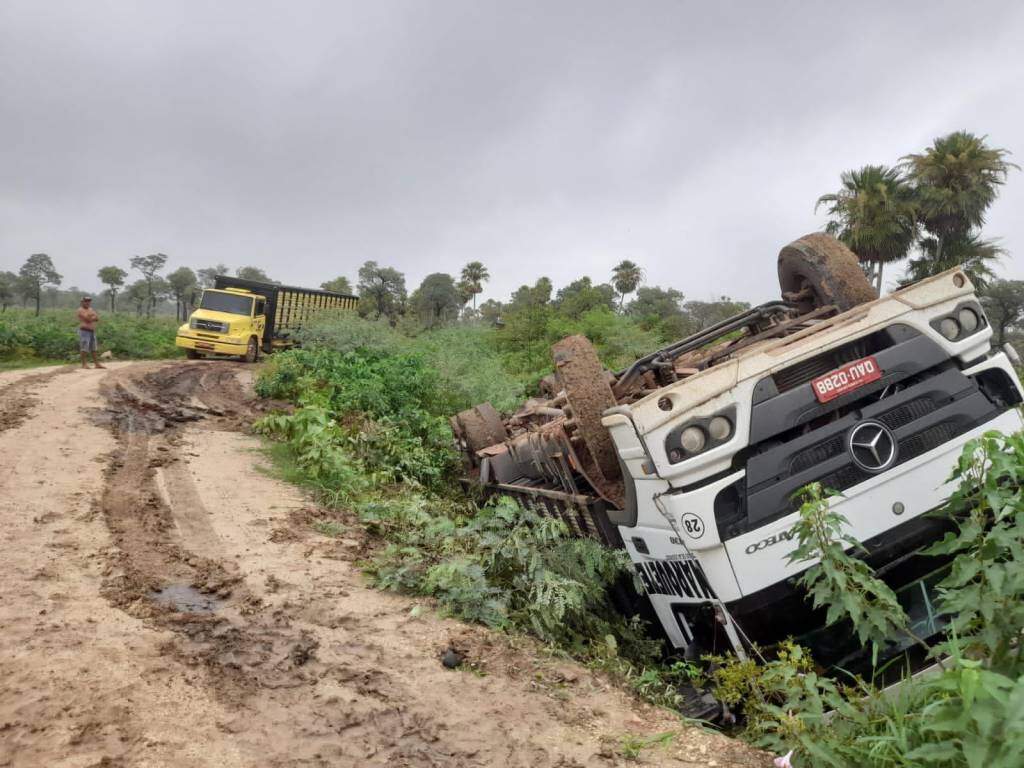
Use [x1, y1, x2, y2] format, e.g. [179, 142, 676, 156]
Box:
[814, 421, 958, 497]
[772, 336, 875, 393]
[193, 319, 227, 333]
[787, 396, 938, 475]
[720, 363, 1009, 542]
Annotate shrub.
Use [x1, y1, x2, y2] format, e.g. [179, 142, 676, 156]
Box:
[494, 306, 662, 389]
[256, 347, 457, 488]
[0, 309, 178, 361]
[294, 310, 405, 353]
[406, 324, 525, 413]
[296, 312, 525, 414]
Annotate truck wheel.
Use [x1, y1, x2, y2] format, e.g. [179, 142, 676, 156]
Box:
[452, 403, 508, 454]
[778, 233, 877, 313]
[186, 349, 202, 360]
[243, 337, 259, 363]
[552, 335, 620, 484]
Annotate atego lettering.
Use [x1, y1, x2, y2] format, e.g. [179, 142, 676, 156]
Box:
[744, 528, 796, 555]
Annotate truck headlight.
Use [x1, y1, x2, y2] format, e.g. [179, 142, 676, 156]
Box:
[680, 426, 707, 453]
[958, 307, 979, 333]
[938, 317, 960, 340]
[931, 301, 987, 342]
[708, 415, 733, 441]
[665, 405, 737, 463]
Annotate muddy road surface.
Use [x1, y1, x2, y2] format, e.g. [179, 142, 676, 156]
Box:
[0, 362, 768, 768]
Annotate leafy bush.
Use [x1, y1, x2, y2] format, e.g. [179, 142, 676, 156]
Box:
[256, 347, 457, 488]
[495, 306, 662, 389]
[924, 430, 1024, 670]
[364, 495, 637, 648]
[0, 309, 178, 361]
[295, 312, 525, 414]
[406, 324, 525, 413]
[787, 483, 915, 661]
[295, 309, 405, 353]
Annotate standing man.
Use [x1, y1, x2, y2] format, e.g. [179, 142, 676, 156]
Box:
[77, 296, 105, 369]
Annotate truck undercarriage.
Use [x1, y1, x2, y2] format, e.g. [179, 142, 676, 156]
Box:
[452, 233, 1024, 717]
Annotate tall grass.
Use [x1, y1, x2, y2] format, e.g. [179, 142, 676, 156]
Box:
[295, 312, 525, 412]
[0, 309, 179, 362]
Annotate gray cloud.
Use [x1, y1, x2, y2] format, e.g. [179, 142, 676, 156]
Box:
[2, 0, 1022, 302]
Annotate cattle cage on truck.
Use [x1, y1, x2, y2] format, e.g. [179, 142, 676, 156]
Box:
[212, 275, 359, 353]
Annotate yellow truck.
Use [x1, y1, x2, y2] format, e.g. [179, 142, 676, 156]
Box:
[175, 275, 358, 361]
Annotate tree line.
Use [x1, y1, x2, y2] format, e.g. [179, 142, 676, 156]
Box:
[0, 256, 276, 318]
[816, 128, 1023, 348]
[3, 128, 1021, 347]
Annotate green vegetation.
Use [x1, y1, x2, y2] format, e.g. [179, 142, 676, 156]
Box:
[0, 308, 179, 363]
[619, 731, 676, 761]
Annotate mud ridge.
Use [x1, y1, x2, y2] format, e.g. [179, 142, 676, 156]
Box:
[0, 366, 74, 433]
[97, 364, 312, 700]
[92, 363, 493, 766]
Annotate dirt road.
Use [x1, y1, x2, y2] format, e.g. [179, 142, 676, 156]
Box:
[0, 362, 768, 768]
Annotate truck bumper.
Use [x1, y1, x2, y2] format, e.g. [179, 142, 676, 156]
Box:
[175, 334, 248, 356]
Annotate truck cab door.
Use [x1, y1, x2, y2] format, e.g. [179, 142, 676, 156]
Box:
[254, 299, 267, 337]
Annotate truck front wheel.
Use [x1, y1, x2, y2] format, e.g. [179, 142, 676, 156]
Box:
[243, 337, 259, 363]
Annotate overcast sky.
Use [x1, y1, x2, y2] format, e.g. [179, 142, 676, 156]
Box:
[2, 1, 1022, 304]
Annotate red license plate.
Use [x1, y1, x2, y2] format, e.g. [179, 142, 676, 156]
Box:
[811, 355, 882, 403]
[195, 342, 215, 350]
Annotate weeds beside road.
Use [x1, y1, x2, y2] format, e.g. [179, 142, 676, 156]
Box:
[0, 308, 178, 366]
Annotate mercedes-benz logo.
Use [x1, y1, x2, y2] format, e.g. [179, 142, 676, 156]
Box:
[848, 421, 897, 472]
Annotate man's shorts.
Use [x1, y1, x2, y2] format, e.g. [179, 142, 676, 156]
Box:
[78, 329, 97, 353]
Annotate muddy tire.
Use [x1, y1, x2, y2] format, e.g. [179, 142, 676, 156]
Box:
[552, 335, 620, 482]
[243, 337, 259, 364]
[185, 349, 202, 360]
[538, 373, 560, 399]
[778, 233, 877, 313]
[452, 403, 509, 454]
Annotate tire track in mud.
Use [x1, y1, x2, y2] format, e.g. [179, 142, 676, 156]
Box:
[93, 362, 487, 767]
[96, 364, 304, 698]
[0, 366, 74, 433]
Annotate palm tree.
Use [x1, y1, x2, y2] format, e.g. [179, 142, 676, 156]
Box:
[611, 260, 644, 310]
[816, 165, 917, 291]
[459, 261, 490, 310]
[902, 232, 1004, 289]
[901, 132, 1017, 264]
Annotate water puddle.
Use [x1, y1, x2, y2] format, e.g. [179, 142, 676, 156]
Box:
[150, 583, 223, 613]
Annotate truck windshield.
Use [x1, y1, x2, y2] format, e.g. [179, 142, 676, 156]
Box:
[200, 291, 253, 316]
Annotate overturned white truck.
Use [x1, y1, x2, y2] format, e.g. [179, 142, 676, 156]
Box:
[453, 234, 1024, 703]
